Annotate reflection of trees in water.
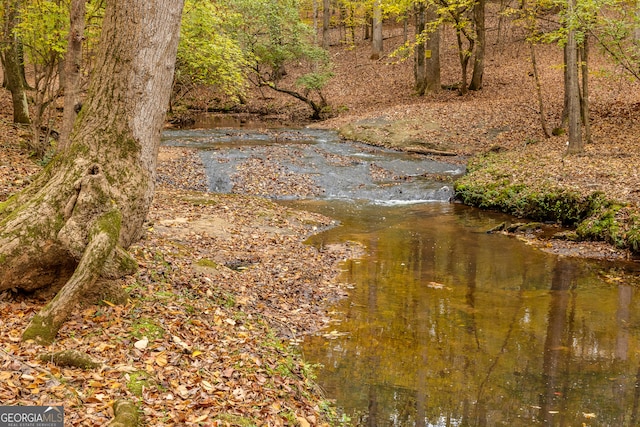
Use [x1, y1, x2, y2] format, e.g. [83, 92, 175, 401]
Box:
[539, 258, 576, 426]
[303, 206, 640, 426]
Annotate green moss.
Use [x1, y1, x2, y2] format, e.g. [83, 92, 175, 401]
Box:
[576, 204, 624, 246]
[131, 318, 165, 340]
[214, 414, 256, 427]
[627, 223, 640, 253]
[126, 371, 154, 397]
[110, 399, 140, 427]
[456, 149, 640, 253]
[22, 314, 58, 344]
[454, 177, 600, 226]
[196, 258, 219, 268]
[91, 208, 122, 241]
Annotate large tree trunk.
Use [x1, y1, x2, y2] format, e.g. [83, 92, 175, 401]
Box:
[1, 0, 30, 125]
[59, 0, 86, 151]
[456, 28, 473, 95]
[468, 0, 485, 91]
[0, 0, 184, 344]
[371, 0, 383, 59]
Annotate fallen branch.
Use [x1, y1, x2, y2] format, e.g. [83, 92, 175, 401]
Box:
[405, 146, 458, 156]
[38, 350, 101, 370]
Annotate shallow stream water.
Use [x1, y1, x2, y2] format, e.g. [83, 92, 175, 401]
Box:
[163, 124, 640, 426]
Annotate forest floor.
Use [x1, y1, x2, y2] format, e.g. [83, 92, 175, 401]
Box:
[1, 15, 639, 427]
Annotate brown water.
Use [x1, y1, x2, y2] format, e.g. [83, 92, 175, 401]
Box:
[298, 201, 640, 427]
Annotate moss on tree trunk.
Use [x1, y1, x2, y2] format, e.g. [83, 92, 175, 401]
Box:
[0, 0, 184, 343]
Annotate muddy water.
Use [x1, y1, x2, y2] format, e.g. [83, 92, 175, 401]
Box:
[164, 123, 640, 426]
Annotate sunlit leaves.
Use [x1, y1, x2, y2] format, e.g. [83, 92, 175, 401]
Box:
[177, 0, 248, 96]
[15, 0, 68, 64]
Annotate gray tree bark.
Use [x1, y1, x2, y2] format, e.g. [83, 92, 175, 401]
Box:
[59, 0, 86, 151]
[565, 1, 583, 154]
[1, 0, 30, 124]
[468, 0, 485, 91]
[371, 0, 383, 59]
[424, 4, 441, 93]
[322, 0, 330, 49]
[414, 3, 427, 95]
[0, 0, 184, 343]
[580, 38, 592, 144]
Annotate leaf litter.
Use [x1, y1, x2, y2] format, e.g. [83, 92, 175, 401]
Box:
[0, 141, 362, 425]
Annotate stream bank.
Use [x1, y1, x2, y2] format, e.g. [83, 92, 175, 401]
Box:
[327, 113, 640, 261]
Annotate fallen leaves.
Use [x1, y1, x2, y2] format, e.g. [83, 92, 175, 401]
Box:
[0, 182, 355, 425]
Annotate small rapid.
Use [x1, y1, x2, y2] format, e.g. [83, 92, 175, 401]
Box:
[162, 127, 463, 205]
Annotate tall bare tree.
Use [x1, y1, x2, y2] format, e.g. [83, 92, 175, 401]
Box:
[414, 2, 427, 94]
[425, 4, 441, 93]
[0, 0, 184, 344]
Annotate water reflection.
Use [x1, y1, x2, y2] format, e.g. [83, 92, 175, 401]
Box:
[300, 202, 640, 426]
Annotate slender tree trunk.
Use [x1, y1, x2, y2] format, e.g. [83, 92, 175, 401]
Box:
[530, 43, 551, 138]
[364, 11, 371, 40]
[635, 0, 640, 44]
[403, 14, 408, 44]
[350, 5, 356, 44]
[496, 0, 509, 48]
[469, 0, 485, 91]
[322, 0, 330, 49]
[561, 45, 569, 128]
[59, 0, 86, 152]
[425, 4, 441, 93]
[580, 39, 592, 144]
[1, 0, 30, 124]
[414, 3, 427, 95]
[565, 9, 583, 154]
[371, 0, 383, 59]
[0, 0, 185, 343]
[456, 29, 472, 95]
[313, 0, 318, 44]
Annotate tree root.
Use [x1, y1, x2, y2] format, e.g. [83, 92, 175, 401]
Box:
[109, 400, 140, 427]
[22, 209, 122, 344]
[38, 349, 101, 370]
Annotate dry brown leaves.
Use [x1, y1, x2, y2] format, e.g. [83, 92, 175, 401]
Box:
[0, 144, 362, 425]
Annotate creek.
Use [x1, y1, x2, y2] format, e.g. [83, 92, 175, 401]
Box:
[163, 123, 640, 426]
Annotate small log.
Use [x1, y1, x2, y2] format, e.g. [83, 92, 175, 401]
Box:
[405, 146, 458, 156]
[39, 350, 101, 370]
